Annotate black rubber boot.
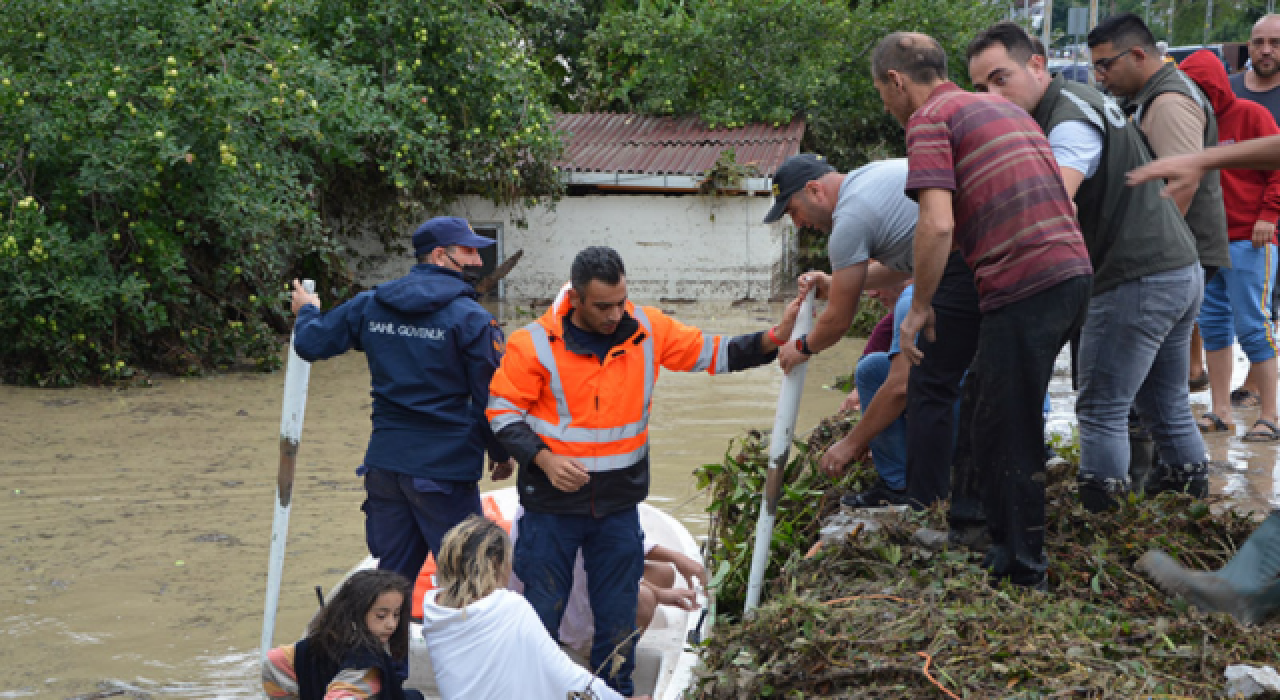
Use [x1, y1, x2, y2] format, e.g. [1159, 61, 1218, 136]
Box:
[1077, 474, 1130, 513]
[913, 523, 991, 553]
[1138, 512, 1280, 625]
[1145, 461, 1208, 499]
[1127, 425, 1156, 495]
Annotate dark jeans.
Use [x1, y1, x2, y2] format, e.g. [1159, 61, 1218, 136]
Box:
[956, 275, 1092, 584]
[514, 507, 645, 696]
[905, 252, 982, 509]
[362, 467, 482, 584]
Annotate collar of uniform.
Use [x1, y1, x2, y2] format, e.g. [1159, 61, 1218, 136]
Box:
[1123, 61, 1179, 115]
[558, 310, 641, 357]
[1032, 73, 1068, 126]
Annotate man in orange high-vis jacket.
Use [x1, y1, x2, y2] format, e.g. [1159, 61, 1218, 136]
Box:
[486, 246, 802, 695]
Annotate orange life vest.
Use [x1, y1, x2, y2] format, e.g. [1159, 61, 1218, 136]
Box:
[410, 494, 512, 620]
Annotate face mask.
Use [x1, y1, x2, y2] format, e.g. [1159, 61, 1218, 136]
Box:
[445, 250, 484, 287]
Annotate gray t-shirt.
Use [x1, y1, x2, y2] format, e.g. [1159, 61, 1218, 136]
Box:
[827, 158, 919, 273]
[1230, 72, 1280, 126]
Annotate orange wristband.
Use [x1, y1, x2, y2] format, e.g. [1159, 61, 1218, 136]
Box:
[767, 326, 783, 346]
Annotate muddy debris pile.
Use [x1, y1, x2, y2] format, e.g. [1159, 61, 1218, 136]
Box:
[691, 415, 1280, 698]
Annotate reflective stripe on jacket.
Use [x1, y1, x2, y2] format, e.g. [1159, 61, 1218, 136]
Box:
[487, 289, 761, 516]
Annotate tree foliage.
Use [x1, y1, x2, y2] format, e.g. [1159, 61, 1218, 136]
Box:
[581, 0, 1006, 170]
[0, 0, 562, 386]
[1049, 0, 1267, 47]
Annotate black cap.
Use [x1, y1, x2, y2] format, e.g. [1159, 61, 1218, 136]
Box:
[763, 154, 836, 224]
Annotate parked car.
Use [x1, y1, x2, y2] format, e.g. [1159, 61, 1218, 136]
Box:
[1166, 44, 1245, 73]
[1048, 60, 1091, 84]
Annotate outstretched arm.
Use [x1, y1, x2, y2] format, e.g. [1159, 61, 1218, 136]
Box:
[1128, 134, 1280, 201]
[779, 263, 867, 373]
[289, 280, 364, 362]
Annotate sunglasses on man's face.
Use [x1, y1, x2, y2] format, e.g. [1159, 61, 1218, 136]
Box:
[1093, 48, 1134, 73]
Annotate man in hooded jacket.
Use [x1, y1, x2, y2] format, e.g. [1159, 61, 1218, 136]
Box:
[290, 216, 514, 585]
[1181, 49, 1280, 443]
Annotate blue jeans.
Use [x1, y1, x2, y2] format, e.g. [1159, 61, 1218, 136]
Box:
[362, 467, 482, 584]
[514, 508, 645, 696]
[1077, 264, 1207, 482]
[1200, 241, 1278, 362]
[855, 352, 907, 491]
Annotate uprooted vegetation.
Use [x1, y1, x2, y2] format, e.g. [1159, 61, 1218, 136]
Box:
[691, 414, 1278, 698]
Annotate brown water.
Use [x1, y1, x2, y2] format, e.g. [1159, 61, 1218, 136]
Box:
[0, 302, 859, 698]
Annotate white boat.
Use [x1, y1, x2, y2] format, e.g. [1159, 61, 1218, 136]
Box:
[336, 487, 709, 699]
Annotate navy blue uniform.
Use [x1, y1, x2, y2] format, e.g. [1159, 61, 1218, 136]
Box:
[294, 264, 508, 582]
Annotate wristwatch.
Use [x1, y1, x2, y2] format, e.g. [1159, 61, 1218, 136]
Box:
[795, 335, 813, 356]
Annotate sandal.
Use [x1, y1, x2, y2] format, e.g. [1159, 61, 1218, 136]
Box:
[1189, 370, 1210, 392]
[1243, 418, 1280, 443]
[1231, 388, 1262, 408]
[1197, 412, 1235, 434]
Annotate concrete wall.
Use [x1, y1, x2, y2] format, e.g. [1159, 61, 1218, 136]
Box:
[348, 193, 797, 301]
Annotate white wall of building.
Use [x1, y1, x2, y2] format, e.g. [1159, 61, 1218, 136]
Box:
[349, 193, 796, 302]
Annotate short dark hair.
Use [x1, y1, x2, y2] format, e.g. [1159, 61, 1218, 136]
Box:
[1087, 13, 1157, 51]
[967, 22, 1037, 65]
[1030, 36, 1048, 59]
[871, 32, 948, 84]
[570, 246, 625, 293]
[418, 243, 458, 265]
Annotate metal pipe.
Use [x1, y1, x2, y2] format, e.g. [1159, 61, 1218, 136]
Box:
[744, 288, 816, 613]
[260, 279, 317, 663]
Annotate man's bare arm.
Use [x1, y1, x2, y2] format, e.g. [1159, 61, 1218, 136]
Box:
[898, 188, 954, 365]
[865, 260, 912, 289]
[1128, 134, 1280, 199]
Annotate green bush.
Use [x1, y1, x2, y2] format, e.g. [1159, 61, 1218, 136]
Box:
[581, 0, 1005, 170]
[0, 0, 562, 385]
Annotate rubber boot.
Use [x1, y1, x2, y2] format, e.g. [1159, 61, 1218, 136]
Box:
[1137, 511, 1280, 625]
[1127, 426, 1156, 495]
[1145, 461, 1208, 499]
[1077, 474, 1130, 513]
[914, 523, 991, 552]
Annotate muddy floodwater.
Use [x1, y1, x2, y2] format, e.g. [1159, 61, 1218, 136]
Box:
[1, 302, 861, 698]
[4, 301, 1278, 698]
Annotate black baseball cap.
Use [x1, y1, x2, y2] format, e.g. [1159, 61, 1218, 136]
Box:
[763, 154, 836, 224]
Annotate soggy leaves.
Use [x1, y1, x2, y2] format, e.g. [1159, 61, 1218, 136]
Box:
[692, 419, 1279, 698]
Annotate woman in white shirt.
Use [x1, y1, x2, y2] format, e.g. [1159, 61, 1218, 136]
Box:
[420, 515, 649, 700]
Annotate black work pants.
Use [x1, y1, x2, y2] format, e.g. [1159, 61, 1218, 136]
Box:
[964, 274, 1091, 584]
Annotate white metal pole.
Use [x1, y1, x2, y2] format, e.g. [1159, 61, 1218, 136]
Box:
[260, 279, 317, 663]
[744, 288, 816, 614]
[1043, 0, 1054, 53]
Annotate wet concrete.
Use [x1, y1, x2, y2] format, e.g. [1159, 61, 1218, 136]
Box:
[0, 301, 856, 698]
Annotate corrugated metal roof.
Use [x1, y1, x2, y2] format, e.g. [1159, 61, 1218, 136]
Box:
[554, 112, 804, 178]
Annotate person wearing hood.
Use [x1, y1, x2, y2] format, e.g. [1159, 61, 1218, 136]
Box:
[965, 22, 1207, 512]
[1180, 49, 1280, 443]
[289, 216, 516, 589]
[1127, 126, 1280, 627]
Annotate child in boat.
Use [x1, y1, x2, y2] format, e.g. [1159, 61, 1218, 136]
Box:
[263, 569, 424, 700]
[420, 515, 647, 700]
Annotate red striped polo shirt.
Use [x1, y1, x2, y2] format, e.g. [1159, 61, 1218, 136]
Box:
[905, 82, 1092, 312]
